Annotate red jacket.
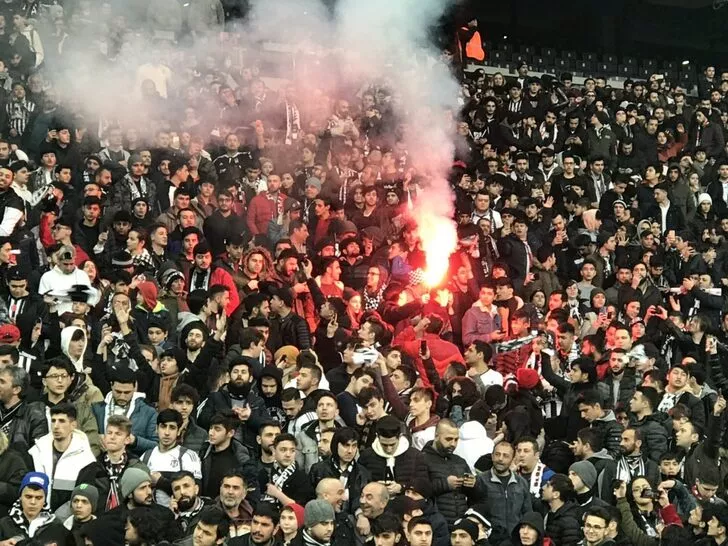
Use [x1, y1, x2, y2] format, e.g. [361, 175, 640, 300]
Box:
[187, 266, 240, 317]
[246, 192, 286, 235]
[393, 326, 464, 378]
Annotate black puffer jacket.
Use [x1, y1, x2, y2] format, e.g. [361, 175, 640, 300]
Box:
[422, 441, 472, 525]
[544, 500, 581, 546]
[4, 400, 48, 454]
[589, 410, 624, 459]
[0, 447, 27, 519]
[358, 436, 428, 485]
[630, 413, 670, 462]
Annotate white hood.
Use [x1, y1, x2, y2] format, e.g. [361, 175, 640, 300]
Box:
[455, 421, 494, 472]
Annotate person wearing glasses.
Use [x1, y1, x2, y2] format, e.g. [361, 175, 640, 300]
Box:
[40, 356, 102, 456]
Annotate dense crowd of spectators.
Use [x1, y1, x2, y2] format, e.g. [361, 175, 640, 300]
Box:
[0, 4, 726, 546]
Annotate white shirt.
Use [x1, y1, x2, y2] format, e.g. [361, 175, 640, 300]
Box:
[143, 445, 202, 507]
[479, 368, 504, 387]
[660, 201, 670, 233]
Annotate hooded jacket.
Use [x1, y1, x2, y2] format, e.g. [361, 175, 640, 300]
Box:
[358, 436, 428, 485]
[504, 511, 553, 546]
[422, 440, 472, 526]
[60, 326, 89, 373]
[587, 449, 618, 503]
[29, 430, 96, 510]
[630, 413, 669, 462]
[454, 421, 494, 473]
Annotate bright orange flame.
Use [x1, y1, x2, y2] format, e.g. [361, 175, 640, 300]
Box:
[416, 214, 458, 288]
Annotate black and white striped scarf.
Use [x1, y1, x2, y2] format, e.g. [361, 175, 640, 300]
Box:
[260, 462, 297, 504]
[285, 101, 301, 146]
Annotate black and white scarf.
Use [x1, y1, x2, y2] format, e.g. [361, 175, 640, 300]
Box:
[191, 269, 210, 291]
[103, 452, 128, 509]
[285, 101, 301, 146]
[260, 462, 297, 504]
[302, 530, 330, 546]
[9, 499, 54, 537]
[0, 401, 23, 437]
[362, 285, 386, 312]
[125, 175, 148, 202]
[616, 454, 646, 483]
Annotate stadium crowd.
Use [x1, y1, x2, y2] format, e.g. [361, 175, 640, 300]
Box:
[0, 4, 726, 546]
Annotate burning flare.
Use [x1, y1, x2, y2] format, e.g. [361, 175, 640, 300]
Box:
[414, 212, 458, 288]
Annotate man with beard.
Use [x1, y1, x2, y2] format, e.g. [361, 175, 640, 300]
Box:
[204, 190, 247, 258]
[422, 419, 474, 527]
[269, 285, 312, 352]
[298, 499, 336, 546]
[258, 368, 285, 423]
[170, 471, 213, 537]
[198, 359, 266, 453]
[200, 412, 256, 500]
[229, 502, 280, 546]
[187, 242, 239, 317]
[615, 427, 659, 487]
[255, 421, 282, 474]
[217, 471, 255, 538]
[473, 442, 532, 544]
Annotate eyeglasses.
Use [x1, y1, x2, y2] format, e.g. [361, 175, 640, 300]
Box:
[584, 524, 606, 531]
[46, 373, 69, 381]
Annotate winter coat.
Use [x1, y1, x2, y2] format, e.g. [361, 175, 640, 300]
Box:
[199, 439, 255, 499]
[4, 400, 48, 453]
[358, 436, 428, 485]
[543, 501, 581, 546]
[588, 450, 618, 503]
[0, 447, 27, 519]
[630, 413, 670, 462]
[309, 458, 371, 514]
[296, 420, 341, 472]
[499, 511, 547, 546]
[197, 387, 266, 453]
[76, 453, 149, 513]
[473, 469, 532, 542]
[180, 420, 207, 454]
[0, 512, 67, 545]
[616, 497, 682, 546]
[29, 430, 96, 510]
[589, 410, 624, 459]
[461, 302, 501, 345]
[91, 392, 159, 456]
[422, 441, 472, 526]
[682, 412, 722, 488]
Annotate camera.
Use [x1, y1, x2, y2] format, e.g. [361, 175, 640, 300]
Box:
[640, 488, 661, 501]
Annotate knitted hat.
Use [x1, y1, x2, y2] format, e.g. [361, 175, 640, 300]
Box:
[283, 503, 305, 528]
[453, 519, 479, 543]
[698, 193, 713, 206]
[405, 477, 433, 499]
[305, 177, 322, 191]
[119, 468, 151, 499]
[569, 460, 597, 489]
[159, 267, 185, 290]
[71, 483, 99, 512]
[516, 368, 541, 390]
[304, 499, 335, 528]
[20, 472, 49, 495]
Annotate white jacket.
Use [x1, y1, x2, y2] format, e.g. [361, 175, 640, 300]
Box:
[29, 431, 96, 507]
[37, 266, 99, 315]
